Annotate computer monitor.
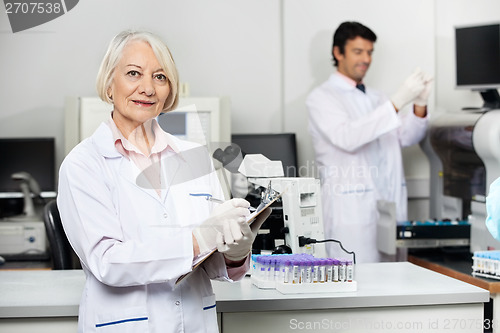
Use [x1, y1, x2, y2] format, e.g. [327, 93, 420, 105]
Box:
[455, 23, 500, 109]
[231, 133, 298, 177]
[0, 138, 56, 197]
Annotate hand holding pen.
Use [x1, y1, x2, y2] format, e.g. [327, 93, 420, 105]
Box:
[190, 193, 256, 212]
[192, 196, 252, 255]
[191, 195, 271, 262]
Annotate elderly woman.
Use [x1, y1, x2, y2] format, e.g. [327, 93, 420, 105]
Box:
[57, 30, 269, 333]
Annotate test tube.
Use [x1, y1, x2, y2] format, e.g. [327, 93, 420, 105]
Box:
[318, 259, 326, 283]
[267, 257, 273, 281]
[273, 258, 281, 281]
[292, 260, 300, 284]
[339, 259, 346, 282]
[312, 259, 319, 283]
[346, 260, 354, 282]
[325, 258, 333, 283]
[300, 261, 307, 284]
[283, 260, 292, 283]
[333, 259, 339, 282]
[496, 254, 500, 277]
[305, 260, 312, 283]
[266, 258, 273, 280]
[257, 256, 266, 280]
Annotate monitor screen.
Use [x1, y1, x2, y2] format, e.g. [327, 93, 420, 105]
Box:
[0, 138, 55, 195]
[157, 110, 211, 145]
[231, 133, 298, 177]
[455, 23, 500, 89]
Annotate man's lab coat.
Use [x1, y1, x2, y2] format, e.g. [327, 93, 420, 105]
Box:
[306, 73, 427, 263]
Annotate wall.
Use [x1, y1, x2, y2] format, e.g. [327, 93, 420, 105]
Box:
[0, 0, 282, 169]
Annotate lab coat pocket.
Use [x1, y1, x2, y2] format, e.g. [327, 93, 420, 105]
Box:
[202, 294, 218, 333]
[340, 189, 377, 227]
[95, 306, 149, 332]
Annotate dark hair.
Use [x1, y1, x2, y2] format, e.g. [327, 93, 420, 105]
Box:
[332, 21, 377, 67]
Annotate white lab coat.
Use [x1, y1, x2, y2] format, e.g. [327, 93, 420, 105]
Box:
[58, 122, 234, 333]
[306, 73, 427, 263]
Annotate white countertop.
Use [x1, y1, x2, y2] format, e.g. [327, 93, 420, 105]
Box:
[0, 262, 489, 318]
[212, 262, 489, 312]
[0, 269, 84, 318]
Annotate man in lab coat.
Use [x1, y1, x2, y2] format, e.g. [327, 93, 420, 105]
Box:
[306, 21, 432, 263]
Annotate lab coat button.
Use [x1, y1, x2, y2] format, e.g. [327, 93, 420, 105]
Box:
[163, 213, 168, 218]
[175, 301, 180, 306]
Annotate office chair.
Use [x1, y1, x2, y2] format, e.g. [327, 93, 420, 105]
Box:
[43, 200, 75, 270]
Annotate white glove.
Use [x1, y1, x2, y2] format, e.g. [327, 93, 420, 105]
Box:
[217, 207, 272, 262]
[391, 68, 426, 110]
[414, 73, 433, 107]
[193, 198, 250, 254]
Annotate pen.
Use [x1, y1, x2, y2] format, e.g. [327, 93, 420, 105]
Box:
[189, 193, 256, 212]
[206, 196, 224, 204]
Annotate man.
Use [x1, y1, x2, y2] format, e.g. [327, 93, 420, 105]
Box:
[306, 21, 432, 263]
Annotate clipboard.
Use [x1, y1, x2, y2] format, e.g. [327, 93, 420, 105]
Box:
[176, 192, 283, 285]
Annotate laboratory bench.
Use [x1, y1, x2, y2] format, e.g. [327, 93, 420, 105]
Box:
[408, 248, 500, 332]
[408, 248, 500, 292]
[0, 262, 489, 333]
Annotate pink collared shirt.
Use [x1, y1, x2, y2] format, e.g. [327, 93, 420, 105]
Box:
[106, 115, 179, 197]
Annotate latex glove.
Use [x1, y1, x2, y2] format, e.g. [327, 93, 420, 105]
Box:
[414, 73, 434, 107]
[193, 198, 251, 254]
[486, 177, 500, 240]
[217, 207, 272, 262]
[391, 68, 426, 110]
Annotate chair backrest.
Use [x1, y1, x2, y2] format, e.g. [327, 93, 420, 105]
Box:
[43, 200, 74, 270]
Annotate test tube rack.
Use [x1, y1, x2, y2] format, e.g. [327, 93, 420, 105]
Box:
[250, 254, 357, 293]
[472, 250, 500, 280]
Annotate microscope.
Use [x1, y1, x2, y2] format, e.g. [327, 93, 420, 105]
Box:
[213, 146, 327, 257]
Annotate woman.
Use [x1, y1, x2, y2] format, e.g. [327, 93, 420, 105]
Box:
[58, 30, 269, 332]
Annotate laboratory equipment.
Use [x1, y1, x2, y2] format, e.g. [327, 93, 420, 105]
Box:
[421, 110, 500, 252]
[0, 138, 53, 259]
[7, 172, 41, 221]
[378, 109, 500, 255]
[377, 200, 471, 256]
[435, 25, 500, 252]
[0, 172, 48, 259]
[455, 23, 500, 110]
[238, 154, 327, 258]
[225, 134, 301, 252]
[422, 112, 485, 221]
[0, 221, 47, 259]
[396, 220, 470, 248]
